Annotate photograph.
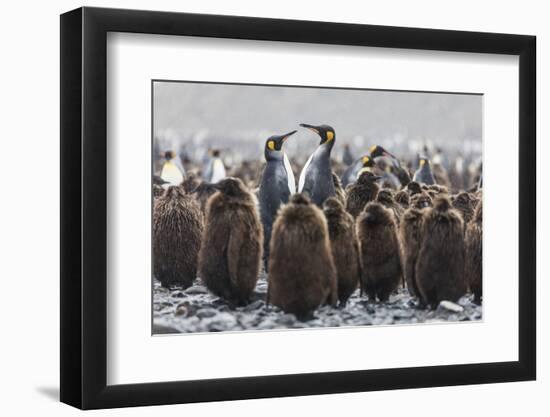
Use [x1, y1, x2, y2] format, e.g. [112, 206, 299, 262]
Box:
[151, 80, 483, 334]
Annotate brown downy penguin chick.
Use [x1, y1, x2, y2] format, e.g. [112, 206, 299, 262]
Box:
[153, 186, 203, 289]
[376, 189, 404, 224]
[452, 192, 476, 224]
[407, 181, 422, 196]
[323, 197, 361, 306]
[429, 184, 449, 195]
[399, 207, 425, 297]
[357, 202, 403, 302]
[192, 182, 218, 214]
[394, 189, 410, 209]
[410, 192, 433, 209]
[345, 171, 381, 218]
[332, 171, 347, 206]
[268, 193, 337, 319]
[415, 196, 467, 308]
[465, 200, 482, 304]
[198, 177, 263, 305]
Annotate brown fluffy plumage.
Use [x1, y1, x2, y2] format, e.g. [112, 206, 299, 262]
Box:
[332, 171, 347, 206]
[377, 189, 404, 224]
[198, 178, 263, 305]
[415, 196, 467, 307]
[465, 199, 482, 303]
[394, 189, 410, 209]
[192, 182, 218, 214]
[179, 173, 201, 194]
[153, 186, 203, 288]
[407, 181, 422, 196]
[323, 197, 361, 305]
[357, 202, 402, 301]
[268, 193, 337, 319]
[345, 171, 380, 218]
[410, 192, 433, 209]
[399, 208, 425, 296]
[452, 192, 476, 223]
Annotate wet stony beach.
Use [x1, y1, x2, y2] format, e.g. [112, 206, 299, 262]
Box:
[153, 273, 482, 334]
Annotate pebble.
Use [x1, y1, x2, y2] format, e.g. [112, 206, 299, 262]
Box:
[438, 300, 465, 313]
[196, 308, 218, 319]
[153, 276, 483, 333]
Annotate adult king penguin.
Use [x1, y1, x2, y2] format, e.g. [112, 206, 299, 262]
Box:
[258, 130, 297, 268]
[159, 150, 185, 187]
[413, 155, 436, 185]
[298, 123, 336, 206]
[341, 155, 375, 188]
[203, 149, 226, 183]
[370, 145, 411, 187]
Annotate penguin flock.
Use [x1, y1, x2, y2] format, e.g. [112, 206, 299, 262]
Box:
[153, 123, 483, 320]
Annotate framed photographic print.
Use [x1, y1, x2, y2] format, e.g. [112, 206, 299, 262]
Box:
[60, 6, 536, 410]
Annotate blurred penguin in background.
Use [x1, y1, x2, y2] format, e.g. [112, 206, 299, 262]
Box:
[323, 197, 361, 306]
[357, 202, 402, 302]
[258, 130, 297, 268]
[412, 155, 436, 185]
[160, 150, 185, 186]
[199, 178, 263, 306]
[297, 123, 337, 206]
[268, 193, 337, 319]
[341, 154, 375, 188]
[342, 144, 354, 166]
[203, 149, 226, 183]
[370, 145, 411, 187]
[415, 196, 467, 308]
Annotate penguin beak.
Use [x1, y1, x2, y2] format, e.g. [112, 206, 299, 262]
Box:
[281, 130, 297, 143]
[299, 123, 320, 135]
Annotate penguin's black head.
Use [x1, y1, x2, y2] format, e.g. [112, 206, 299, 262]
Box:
[213, 177, 248, 198]
[418, 155, 431, 169]
[164, 150, 176, 160]
[369, 145, 397, 161]
[265, 130, 297, 153]
[360, 155, 375, 168]
[212, 149, 221, 158]
[299, 123, 335, 145]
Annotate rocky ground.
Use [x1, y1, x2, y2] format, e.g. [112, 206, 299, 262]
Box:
[153, 273, 482, 334]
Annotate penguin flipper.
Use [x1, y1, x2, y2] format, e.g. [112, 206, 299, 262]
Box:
[283, 152, 296, 194]
[298, 153, 314, 193]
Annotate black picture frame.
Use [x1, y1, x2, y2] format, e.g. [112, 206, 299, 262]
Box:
[60, 6, 536, 410]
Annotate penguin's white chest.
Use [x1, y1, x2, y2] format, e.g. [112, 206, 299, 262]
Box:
[160, 160, 184, 187]
[283, 153, 296, 194]
[210, 158, 226, 183]
[298, 153, 314, 193]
